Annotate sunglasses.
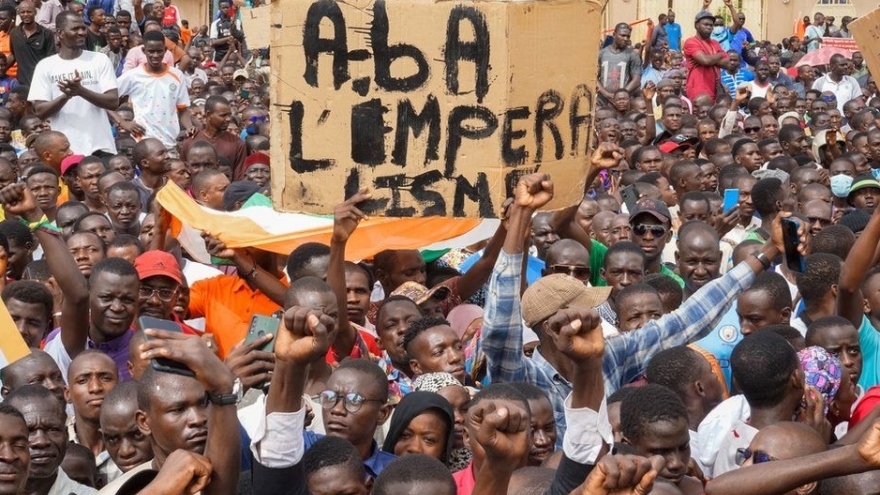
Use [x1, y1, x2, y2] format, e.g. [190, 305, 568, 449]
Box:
[822, 95, 837, 103]
[736, 448, 777, 466]
[548, 264, 591, 280]
[632, 224, 667, 237]
[744, 126, 761, 133]
[319, 390, 385, 414]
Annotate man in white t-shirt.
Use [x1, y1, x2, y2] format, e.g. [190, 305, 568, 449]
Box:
[28, 11, 118, 156]
[812, 53, 863, 114]
[117, 30, 193, 149]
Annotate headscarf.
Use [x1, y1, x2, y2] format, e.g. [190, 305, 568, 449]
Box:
[798, 346, 842, 416]
[412, 374, 474, 472]
[413, 372, 461, 393]
[446, 304, 483, 340]
[777, 111, 801, 127]
[381, 391, 456, 464]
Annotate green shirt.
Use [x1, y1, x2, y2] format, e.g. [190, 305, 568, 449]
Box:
[660, 264, 686, 288]
[589, 240, 683, 288]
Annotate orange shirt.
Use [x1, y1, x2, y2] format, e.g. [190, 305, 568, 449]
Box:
[0, 31, 16, 79]
[188, 274, 284, 358]
[180, 26, 192, 47]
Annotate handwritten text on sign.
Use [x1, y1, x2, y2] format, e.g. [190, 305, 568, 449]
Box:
[270, 0, 601, 217]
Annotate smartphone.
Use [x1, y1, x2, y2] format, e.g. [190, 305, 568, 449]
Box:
[139, 316, 196, 378]
[781, 218, 806, 274]
[723, 188, 740, 214]
[620, 185, 639, 213]
[243, 314, 281, 353]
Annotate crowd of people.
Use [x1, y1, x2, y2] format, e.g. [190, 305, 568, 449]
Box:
[0, 0, 878, 494]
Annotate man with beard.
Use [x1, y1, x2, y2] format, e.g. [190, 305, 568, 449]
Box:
[6, 385, 96, 494]
[684, 7, 729, 104]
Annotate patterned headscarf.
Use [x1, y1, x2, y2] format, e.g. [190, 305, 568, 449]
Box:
[798, 346, 842, 415]
[413, 372, 461, 393]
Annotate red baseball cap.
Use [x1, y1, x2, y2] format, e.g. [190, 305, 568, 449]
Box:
[60, 154, 85, 175]
[134, 251, 183, 285]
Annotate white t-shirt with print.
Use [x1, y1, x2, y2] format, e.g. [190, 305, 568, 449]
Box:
[29, 51, 118, 155]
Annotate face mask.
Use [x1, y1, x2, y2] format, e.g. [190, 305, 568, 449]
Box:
[713, 27, 725, 35]
[831, 174, 853, 198]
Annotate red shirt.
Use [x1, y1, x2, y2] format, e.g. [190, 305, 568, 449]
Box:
[452, 462, 475, 495]
[683, 36, 727, 104]
[850, 385, 880, 427]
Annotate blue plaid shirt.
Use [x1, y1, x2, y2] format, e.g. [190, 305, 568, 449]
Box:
[481, 251, 756, 439]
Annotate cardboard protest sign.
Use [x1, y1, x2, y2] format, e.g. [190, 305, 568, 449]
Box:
[240, 6, 272, 49]
[849, 8, 880, 83]
[269, 0, 602, 218]
[854, 2, 877, 19]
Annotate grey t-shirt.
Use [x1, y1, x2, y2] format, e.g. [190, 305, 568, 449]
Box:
[598, 46, 642, 93]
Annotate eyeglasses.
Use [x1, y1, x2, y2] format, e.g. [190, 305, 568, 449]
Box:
[632, 224, 667, 237]
[549, 264, 591, 280]
[744, 127, 761, 133]
[319, 390, 385, 414]
[735, 448, 777, 466]
[138, 287, 178, 301]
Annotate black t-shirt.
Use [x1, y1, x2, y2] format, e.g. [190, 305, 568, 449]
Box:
[86, 30, 106, 52]
[212, 17, 239, 62]
[9, 24, 56, 86]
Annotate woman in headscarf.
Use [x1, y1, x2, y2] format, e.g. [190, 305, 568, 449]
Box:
[413, 372, 474, 472]
[447, 304, 486, 386]
[798, 346, 857, 433]
[381, 391, 455, 465]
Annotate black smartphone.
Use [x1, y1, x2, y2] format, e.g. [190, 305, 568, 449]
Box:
[243, 314, 281, 353]
[781, 218, 805, 273]
[139, 316, 196, 378]
[620, 185, 639, 213]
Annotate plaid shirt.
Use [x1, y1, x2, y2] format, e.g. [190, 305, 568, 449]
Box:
[481, 251, 756, 438]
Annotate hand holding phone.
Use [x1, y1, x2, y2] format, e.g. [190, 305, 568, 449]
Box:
[140, 322, 236, 393]
[139, 316, 195, 378]
[723, 188, 740, 214]
[621, 185, 639, 213]
[781, 217, 806, 273]
[243, 314, 281, 353]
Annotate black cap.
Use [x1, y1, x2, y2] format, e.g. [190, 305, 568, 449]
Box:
[222, 180, 264, 211]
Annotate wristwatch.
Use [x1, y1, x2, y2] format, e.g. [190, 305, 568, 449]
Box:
[207, 378, 243, 406]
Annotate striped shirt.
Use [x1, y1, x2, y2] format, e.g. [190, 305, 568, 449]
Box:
[480, 251, 756, 440]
